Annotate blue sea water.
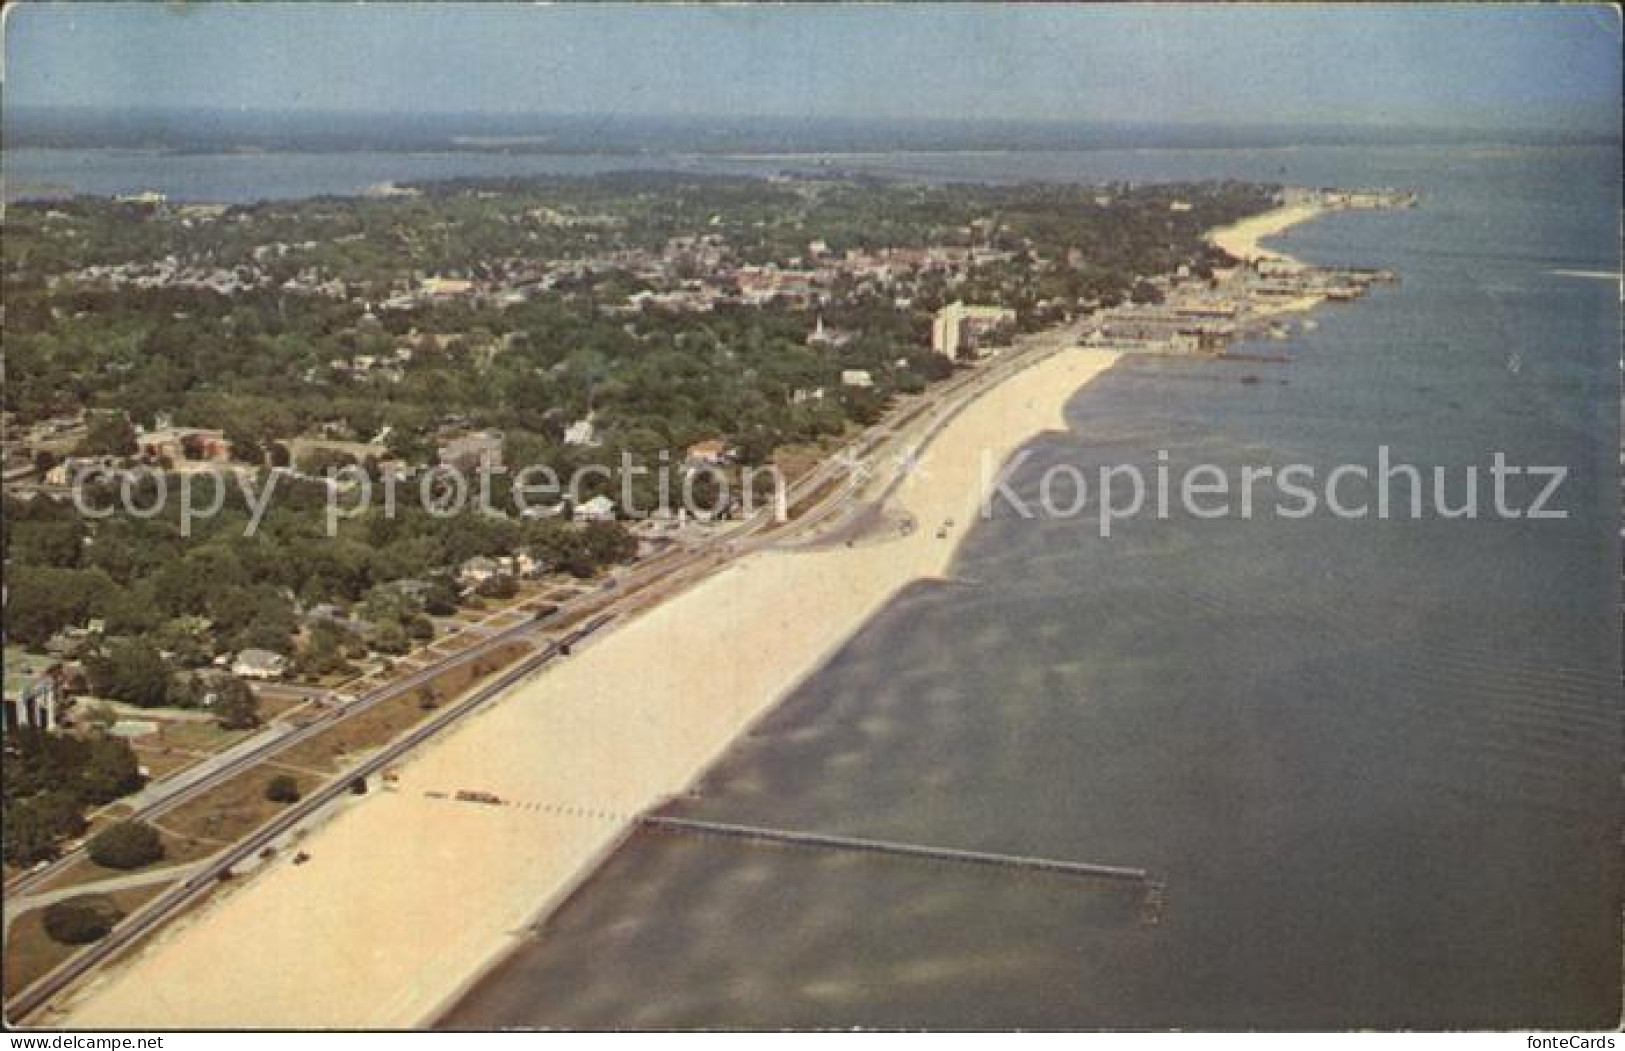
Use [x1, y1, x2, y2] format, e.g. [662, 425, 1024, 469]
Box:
[433, 144, 1622, 1029]
[9, 141, 1616, 1027]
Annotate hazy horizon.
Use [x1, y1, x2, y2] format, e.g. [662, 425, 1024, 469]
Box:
[3, 3, 1620, 136]
[9, 103, 1625, 137]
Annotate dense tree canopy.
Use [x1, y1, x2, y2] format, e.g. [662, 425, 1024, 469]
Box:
[86, 819, 165, 870]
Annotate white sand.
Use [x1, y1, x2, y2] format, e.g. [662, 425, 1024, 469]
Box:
[58, 347, 1121, 1029]
[1208, 202, 1324, 263]
[1207, 202, 1332, 321]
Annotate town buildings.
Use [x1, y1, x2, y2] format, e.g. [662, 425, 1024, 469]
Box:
[438, 430, 505, 472]
[931, 302, 1016, 361]
[2, 658, 65, 731]
[136, 427, 232, 464]
[563, 415, 601, 448]
[572, 494, 617, 523]
[230, 649, 289, 681]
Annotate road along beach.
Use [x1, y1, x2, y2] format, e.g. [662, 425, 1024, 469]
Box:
[55, 345, 1121, 1029]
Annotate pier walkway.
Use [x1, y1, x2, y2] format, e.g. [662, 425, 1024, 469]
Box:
[639, 814, 1151, 884]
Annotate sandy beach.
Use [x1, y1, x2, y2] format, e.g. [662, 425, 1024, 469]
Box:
[1205, 200, 1333, 320]
[1207, 200, 1324, 263]
[57, 346, 1121, 1029]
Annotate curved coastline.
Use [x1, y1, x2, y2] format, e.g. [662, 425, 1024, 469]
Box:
[56, 343, 1122, 1028]
[1206, 200, 1325, 263]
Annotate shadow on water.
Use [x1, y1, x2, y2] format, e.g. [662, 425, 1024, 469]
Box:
[442, 144, 1622, 1030]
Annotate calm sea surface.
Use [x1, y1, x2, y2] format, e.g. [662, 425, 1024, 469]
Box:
[10, 143, 1618, 1027]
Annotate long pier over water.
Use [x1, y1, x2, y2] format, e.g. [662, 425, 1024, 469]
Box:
[639, 814, 1152, 884]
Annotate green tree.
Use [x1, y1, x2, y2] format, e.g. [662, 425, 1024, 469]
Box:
[475, 573, 519, 600]
[264, 775, 301, 804]
[420, 577, 460, 617]
[84, 638, 172, 708]
[81, 411, 136, 457]
[2, 791, 87, 867]
[581, 520, 637, 567]
[223, 422, 265, 466]
[403, 613, 435, 641]
[42, 895, 124, 945]
[297, 623, 354, 678]
[211, 676, 261, 731]
[1130, 280, 1165, 305]
[7, 520, 85, 569]
[78, 735, 146, 803]
[2, 566, 113, 647]
[369, 620, 410, 655]
[87, 820, 165, 870]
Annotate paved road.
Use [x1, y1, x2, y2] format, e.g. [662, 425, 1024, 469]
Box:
[113, 720, 308, 815]
[4, 863, 210, 937]
[5, 331, 1081, 1022]
[4, 623, 537, 902]
[7, 616, 618, 1024]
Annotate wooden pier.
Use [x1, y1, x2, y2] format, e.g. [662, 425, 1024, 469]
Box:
[639, 814, 1151, 884]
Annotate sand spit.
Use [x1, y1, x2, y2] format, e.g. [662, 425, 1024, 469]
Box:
[1208, 201, 1324, 264]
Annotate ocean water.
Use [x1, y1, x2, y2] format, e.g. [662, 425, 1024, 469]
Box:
[2, 148, 780, 203]
[6, 142, 1619, 204]
[432, 144, 1622, 1029]
[9, 141, 1617, 1027]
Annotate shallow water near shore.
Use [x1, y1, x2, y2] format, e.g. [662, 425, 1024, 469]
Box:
[432, 144, 1623, 1029]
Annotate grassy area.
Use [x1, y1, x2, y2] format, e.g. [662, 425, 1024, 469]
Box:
[769, 441, 834, 487]
[276, 640, 529, 775]
[4, 884, 171, 999]
[252, 691, 312, 722]
[86, 803, 134, 825]
[289, 670, 359, 689]
[36, 826, 220, 893]
[128, 742, 205, 781]
[784, 470, 848, 523]
[13, 638, 531, 909]
[545, 601, 607, 631]
[154, 766, 315, 848]
[147, 639, 531, 853]
[148, 719, 253, 754]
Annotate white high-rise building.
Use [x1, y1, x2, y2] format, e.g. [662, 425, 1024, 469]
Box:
[931, 301, 1016, 360]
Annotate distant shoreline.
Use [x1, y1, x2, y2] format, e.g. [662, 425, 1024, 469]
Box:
[6, 138, 1615, 160]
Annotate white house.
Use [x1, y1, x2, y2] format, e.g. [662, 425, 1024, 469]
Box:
[685, 438, 730, 468]
[231, 649, 288, 680]
[511, 550, 548, 578]
[457, 556, 503, 587]
[563, 415, 601, 447]
[840, 369, 874, 388]
[573, 495, 617, 523]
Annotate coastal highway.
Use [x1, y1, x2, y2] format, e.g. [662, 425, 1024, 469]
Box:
[3, 613, 551, 902]
[770, 319, 1087, 543]
[7, 614, 619, 1025]
[6, 324, 1081, 1022]
[5, 414, 844, 1019]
